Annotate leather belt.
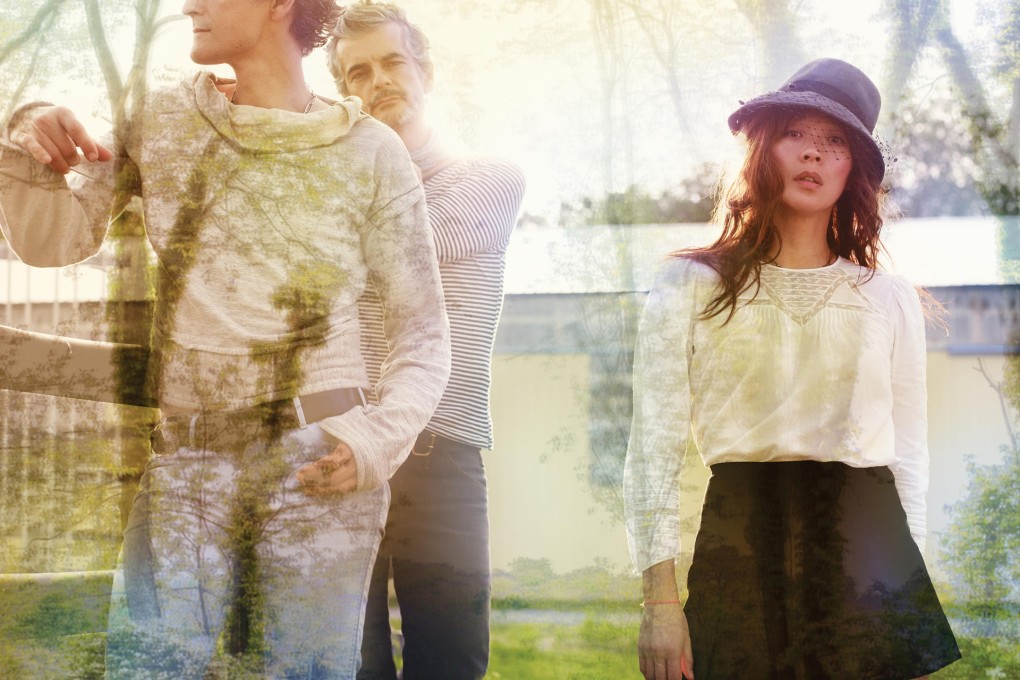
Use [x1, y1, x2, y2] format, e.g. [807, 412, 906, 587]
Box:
[153, 387, 366, 452]
[412, 430, 438, 456]
[410, 430, 475, 457]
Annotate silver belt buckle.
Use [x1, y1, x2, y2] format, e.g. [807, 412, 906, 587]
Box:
[411, 432, 436, 457]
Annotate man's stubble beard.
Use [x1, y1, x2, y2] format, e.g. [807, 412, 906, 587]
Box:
[372, 97, 420, 132]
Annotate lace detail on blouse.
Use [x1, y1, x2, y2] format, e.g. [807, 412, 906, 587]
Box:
[749, 265, 878, 324]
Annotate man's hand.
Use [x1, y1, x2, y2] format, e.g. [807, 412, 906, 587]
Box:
[9, 105, 113, 175]
[638, 603, 694, 680]
[296, 439, 359, 496]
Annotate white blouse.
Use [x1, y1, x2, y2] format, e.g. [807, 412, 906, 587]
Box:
[624, 256, 929, 573]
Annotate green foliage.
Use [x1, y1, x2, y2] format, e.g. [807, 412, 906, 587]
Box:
[560, 167, 718, 227]
[492, 559, 641, 609]
[942, 447, 1020, 603]
[990, 0, 1020, 80]
[63, 634, 106, 680]
[943, 356, 1020, 604]
[15, 593, 96, 642]
[888, 88, 989, 217]
[501, 558, 556, 590]
[929, 633, 1020, 678]
[0, 633, 105, 680]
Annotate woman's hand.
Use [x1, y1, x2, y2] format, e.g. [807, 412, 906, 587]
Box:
[639, 559, 693, 679]
[638, 602, 694, 680]
[8, 105, 113, 174]
[296, 440, 359, 496]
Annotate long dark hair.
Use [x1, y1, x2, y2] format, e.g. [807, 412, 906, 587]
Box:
[678, 108, 885, 322]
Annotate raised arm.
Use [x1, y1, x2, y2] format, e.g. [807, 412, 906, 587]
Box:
[0, 104, 116, 267]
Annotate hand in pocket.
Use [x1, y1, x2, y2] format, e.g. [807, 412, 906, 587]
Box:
[296, 437, 359, 496]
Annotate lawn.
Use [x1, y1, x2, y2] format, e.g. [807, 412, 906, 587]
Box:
[1, 565, 1017, 679]
[483, 562, 1018, 679]
[483, 609, 1020, 680]
[0, 612, 1016, 679]
[486, 613, 642, 680]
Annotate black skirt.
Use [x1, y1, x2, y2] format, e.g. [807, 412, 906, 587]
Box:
[684, 461, 961, 680]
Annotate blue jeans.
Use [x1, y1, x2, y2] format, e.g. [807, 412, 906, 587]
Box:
[357, 432, 490, 680]
[107, 419, 387, 679]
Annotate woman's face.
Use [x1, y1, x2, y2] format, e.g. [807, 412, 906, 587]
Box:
[182, 0, 273, 67]
[771, 113, 853, 220]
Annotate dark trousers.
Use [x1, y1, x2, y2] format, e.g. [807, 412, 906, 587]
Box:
[358, 431, 490, 680]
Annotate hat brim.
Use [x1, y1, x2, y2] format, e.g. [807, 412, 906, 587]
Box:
[728, 90, 885, 183]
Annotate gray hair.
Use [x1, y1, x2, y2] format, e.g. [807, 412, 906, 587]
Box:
[326, 2, 433, 95]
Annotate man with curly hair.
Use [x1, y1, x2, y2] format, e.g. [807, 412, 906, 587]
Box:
[0, 0, 449, 676]
[328, 3, 525, 678]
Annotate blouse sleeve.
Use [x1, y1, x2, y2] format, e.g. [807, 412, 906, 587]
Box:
[624, 257, 699, 573]
[887, 275, 929, 553]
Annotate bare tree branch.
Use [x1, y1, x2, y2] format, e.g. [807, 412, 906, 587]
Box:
[1009, 75, 1020, 157]
[0, 0, 68, 68]
[975, 357, 1019, 453]
[618, 0, 689, 135]
[882, 0, 940, 121]
[934, 13, 1019, 176]
[1, 24, 51, 122]
[84, 0, 125, 115]
[589, 0, 622, 193]
[127, 0, 174, 107]
[730, 0, 804, 85]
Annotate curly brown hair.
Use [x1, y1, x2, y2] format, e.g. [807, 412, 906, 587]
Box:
[291, 0, 343, 56]
[679, 107, 886, 322]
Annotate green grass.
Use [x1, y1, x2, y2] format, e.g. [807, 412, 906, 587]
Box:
[0, 615, 1016, 679]
[484, 610, 1018, 680]
[486, 615, 642, 680]
[1, 566, 1016, 680]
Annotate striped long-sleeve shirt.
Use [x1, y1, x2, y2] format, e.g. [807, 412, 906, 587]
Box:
[359, 155, 526, 449]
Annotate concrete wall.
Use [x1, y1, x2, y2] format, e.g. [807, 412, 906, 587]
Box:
[487, 353, 631, 573]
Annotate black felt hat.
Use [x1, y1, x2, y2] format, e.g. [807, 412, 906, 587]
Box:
[728, 58, 885, 182]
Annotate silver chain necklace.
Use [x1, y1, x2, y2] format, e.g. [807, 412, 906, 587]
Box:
[230, 88, 317, 113]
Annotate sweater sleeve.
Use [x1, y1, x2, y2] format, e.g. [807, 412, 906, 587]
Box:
[427, 159, 525, 263]
[887, 275, 929, 553]
[0, 110, 120, 267]
[318, 137, 451, 492]
[624, 257, 699, 573]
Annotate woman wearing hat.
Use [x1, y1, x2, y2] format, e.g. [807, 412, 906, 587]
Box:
[624, 58, 961, 679]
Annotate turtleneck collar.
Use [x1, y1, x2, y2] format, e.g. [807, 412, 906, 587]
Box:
[191, 71, 364, 153]
[408, 129, 458, 181]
